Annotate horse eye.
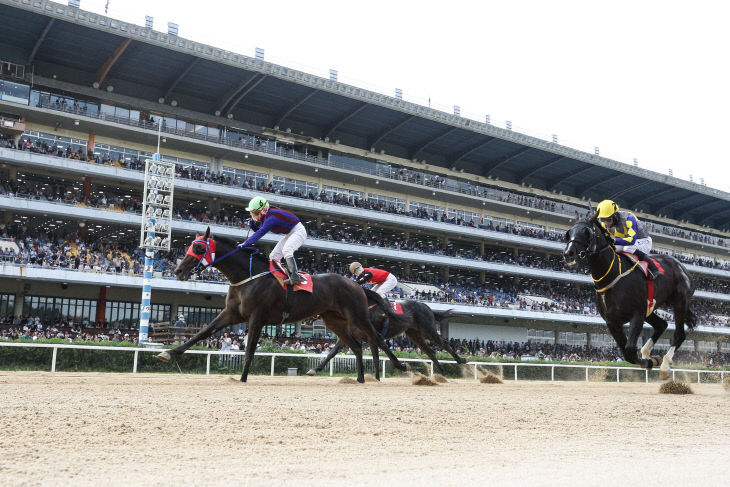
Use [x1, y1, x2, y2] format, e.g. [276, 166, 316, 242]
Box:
[193, 244, 205, 254]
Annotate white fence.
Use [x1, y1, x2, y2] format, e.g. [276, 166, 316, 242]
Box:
[0, 342, 726, 383]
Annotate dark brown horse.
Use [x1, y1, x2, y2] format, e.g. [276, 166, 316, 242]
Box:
[306, 289, 467, 376]
[564, 217, 697, 379]
[156, 228, 408, 383]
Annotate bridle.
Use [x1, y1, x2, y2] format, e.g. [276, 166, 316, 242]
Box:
[188, 238, 258, 274]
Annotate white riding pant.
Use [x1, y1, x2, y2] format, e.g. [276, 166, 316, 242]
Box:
[270, 222, 307, 262]
[371, 274, 398, 297]
[616, 236, 652, 254]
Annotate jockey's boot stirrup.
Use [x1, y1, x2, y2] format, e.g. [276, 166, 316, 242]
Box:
[635, 250, 659, 280]
[284, 256, 303, 285]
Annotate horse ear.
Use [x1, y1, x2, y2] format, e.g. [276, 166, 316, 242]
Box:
[204, 226, 210, 239]
[586, 211, 598, 223]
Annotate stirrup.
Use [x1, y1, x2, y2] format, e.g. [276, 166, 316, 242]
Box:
[285, 272, 303, 285]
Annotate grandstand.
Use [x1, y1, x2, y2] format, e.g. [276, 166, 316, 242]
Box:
[0, 0, 729, 358]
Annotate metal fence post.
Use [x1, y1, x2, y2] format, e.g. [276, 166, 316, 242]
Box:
[616, 368, 620, 383]
[474, 363, 478, 380]
[51, 346, 57, 372]
[551, 366, 555, 381]
[206, 353, 211, 375]
[514, 365, 517, 381]
[585, 367, 589, 382]
[270, 355, 275, 377]
[697, 371, 701, 384]
[382, 359, 386, 379]
[133, 350, 139, 374]
[645, 369, 648, 383]
[429, 361, 433, 376]
[329, 358, 334, 377]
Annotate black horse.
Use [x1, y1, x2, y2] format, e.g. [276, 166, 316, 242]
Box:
[306, 289, 467, 376]
[156, 228, 408, 383]
[564, 217, 697, 378]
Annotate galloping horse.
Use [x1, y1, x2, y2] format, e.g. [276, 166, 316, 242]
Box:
[563, 217, 697, 378]
[156, 228, 408, 383]
[306, 289, 467, 376]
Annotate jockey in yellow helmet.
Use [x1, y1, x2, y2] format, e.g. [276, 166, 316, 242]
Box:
[596, 199, 659, 279]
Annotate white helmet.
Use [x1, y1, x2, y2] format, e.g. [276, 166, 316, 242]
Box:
[349, 262, 363, 276]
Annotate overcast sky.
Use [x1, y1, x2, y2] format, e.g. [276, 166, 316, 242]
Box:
[83, 0, 730, 192]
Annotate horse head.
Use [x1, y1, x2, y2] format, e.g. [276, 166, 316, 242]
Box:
[563, 217, 611, 266]
[175, 227, 216, 281]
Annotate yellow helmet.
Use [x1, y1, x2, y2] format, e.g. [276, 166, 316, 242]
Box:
[596, 200, 619, 219]
[349, 262, 363, 275]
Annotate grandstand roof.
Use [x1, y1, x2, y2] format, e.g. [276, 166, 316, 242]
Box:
[1, 0, 729, 230]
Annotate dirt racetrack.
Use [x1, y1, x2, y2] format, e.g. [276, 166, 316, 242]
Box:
[2, 372, 729, 486]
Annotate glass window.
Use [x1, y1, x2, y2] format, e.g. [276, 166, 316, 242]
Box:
[194, 124, 208, 138]
[0, 80, 30, 104]
[207, 126, 220, 140]
[115, 106, 130, 120]
[100, 104, 115, 119]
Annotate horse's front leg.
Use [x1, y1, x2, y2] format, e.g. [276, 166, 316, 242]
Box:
[373, 332, 409, 372]
[156, 309, 237, 362]
[240, 317, 264, 382]
[306, 340, 345, 376]
[624, 312, 653, 369]
[641, 313, 668, 367]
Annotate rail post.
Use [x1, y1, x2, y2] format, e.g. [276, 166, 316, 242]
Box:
[645, 369, 648, 383]
[51, 346, 57, 372]
[206, 353, 211, 375]
[616, 368, 620, 383]
[133, 350, 139, 374]
[514, 365, 517, 381]
[270, 355, 275, 376]
[585, 367, 589, 382]
[329, 358, 333, 377]
[474, 363, 478, 380]
[382, 359, 386, 379]
[551, 366, 555, 381]
[429, 361, 433, 376]
[697, 371, 701, 384]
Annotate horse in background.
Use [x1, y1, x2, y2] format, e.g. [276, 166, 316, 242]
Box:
[307, 289, 467, 376]
[564, 217, 697, 379]
[156, 228, 408, 383]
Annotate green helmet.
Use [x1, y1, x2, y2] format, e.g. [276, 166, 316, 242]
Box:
[245, 196, 270, 212]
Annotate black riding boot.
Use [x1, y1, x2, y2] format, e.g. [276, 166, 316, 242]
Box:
[285, 256, 303, 285]
[634, 250, 659, 280]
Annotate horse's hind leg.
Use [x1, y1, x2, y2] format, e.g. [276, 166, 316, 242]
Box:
[424, 323, 467, 365]
[641, 312, 668, 365]
[306, 340, 345, 376]
[406, 330, 444, 375]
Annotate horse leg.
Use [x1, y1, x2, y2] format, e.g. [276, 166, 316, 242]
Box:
[344, 336, 365, 384]
[406, 330, 444, 375]
[661, 306, 689, 380]
[156, 308, 237, 361]
[424, 323, 467, 365]
[624, 312, 653, 369]
[605, 321, 628, 359]
[306, 340, 345, 376]
[240, 318, 264, 383]
[641, 313, 668, 366]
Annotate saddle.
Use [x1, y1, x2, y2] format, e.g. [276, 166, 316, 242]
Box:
[269, 260, 313, 293]
[618, 252, 665, 317]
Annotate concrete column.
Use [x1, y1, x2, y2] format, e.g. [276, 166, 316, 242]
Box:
[9, 167, 17, 181]
[14, 291, 25, 317]
[480, 241, 485, 256]
[96, 286, 107, 324]
[439, 320, 449, 339]
[295, 321, 302, 337]
[87, 133, 95, 157]
[554, 330, 561, 344]
[586, 333, 592, 348]
[316, 217, 323, 230]
[362, 221, 368, 235]
[718, 341, 723, 353]
[275, 323, 282, 338]
[442, 266, 449, 281]
[479, 271, 485, 284]
[83, 177, 91, 202]
[694, 340, 700, 352]
[404, 262, 411, 279]
[209, 157, 223, 174]
[3, 211, 11, 225]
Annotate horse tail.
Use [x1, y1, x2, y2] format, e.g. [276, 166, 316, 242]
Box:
[362, 288, 399, 321]
[674, 260, 698, 330]
[432, 309, 456, 323]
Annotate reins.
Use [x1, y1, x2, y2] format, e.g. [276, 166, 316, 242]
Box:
[192, 240, 271, 287]
[570, 224, 641, 293]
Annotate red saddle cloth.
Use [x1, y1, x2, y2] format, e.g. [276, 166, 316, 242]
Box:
[618, 252, 665, 315]
[269, 260, 313, 293]
[391, 301, 404, 315]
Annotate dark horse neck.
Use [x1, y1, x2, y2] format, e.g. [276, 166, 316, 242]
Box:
[210, 238, 270, 284]
[586, 223, 620, 289]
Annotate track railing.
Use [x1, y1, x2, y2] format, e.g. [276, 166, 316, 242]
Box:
[0, 342, 726, 383]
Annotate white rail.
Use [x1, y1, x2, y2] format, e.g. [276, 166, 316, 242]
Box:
[0, 342, 726, 383]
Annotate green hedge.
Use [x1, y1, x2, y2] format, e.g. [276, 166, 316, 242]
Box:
[1, 339, 727, 380]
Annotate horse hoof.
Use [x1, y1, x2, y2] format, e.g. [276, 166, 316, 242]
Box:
[305, 369, 316, 376]
[156, 351, 171, 362]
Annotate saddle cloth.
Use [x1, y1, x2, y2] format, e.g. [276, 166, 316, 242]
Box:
[269, 260, 313, 293]
[368, 300, 405, 315]
[618, 252, 665, 316]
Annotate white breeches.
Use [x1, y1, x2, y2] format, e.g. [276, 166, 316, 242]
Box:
[270, 222, 307, 261]
[616, 236, 652, 254]
[371, 274, 398, 297]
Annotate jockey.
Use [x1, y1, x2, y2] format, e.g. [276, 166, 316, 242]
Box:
[596, 199, 660, 280]
[240, 196, 307, 285]
[349, 262, 398, 298]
